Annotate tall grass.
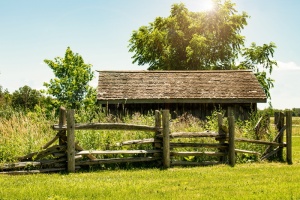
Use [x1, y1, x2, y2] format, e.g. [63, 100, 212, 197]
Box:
[0, 110, 56, 163]
[0, 108, 291, 165]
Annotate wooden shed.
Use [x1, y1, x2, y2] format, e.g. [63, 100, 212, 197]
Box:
[97, 70, 267, 120]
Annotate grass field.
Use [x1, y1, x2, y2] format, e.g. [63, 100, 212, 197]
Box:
[0, 136, 299, 200]
[0, 114, 299, 199]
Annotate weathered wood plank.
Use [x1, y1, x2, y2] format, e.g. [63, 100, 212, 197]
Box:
[0, 162, 41, 170]
[171, 151, 226, 157]
[260, 147, 280, 161]
[76, 157, 160, 166]
[120, 138, 155, 145]
[76, 150, 162, 155]
[235, 138, 286, 147]
[162, 110, 170, 168]
[228, 115, 235, 167]
[42, 136, 59, 149]
[262, 126, 286, 157]
[75, 143, 96, 160]
[170, 143, 228, 149]
[17, 145, 67, 161]
[53, 123, 160, 132]
[168, 131, 225, 139]
[235, 149, 260, 155]
[171, 160, 221, 166]
[0, 157, 67, 171]
[286, 110, 292, 164]
[67, 109, 75, 173]
[0, 168, 67, 175]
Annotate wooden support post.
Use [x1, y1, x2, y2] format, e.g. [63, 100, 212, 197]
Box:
[277, 112, 284, 161]
[162, 110, 170, 168]
[67, 109, 75, 173]
[286, 110, 292, 165]
[218, 113, 225, 162]
[154, 110, 162, 149]
[58, 107, 67, 145]
[228, 115, 235, 167]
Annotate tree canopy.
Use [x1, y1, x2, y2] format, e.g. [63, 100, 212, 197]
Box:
[44, 47, 94, 109]
[128, 0, 277, 99]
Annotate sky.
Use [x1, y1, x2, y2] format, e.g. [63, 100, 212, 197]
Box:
[0, 0, 299, 110]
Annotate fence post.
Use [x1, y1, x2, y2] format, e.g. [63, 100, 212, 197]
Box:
[276, 112, 285, 161]
[58, 107, 67, 145]
[67, 109, 76, 173]
[228, 115, 235, 167]
[162, 110, 170, 168]
[286, 110, 293, 165]
[218, 113, 226, 162]
[154, 110, 162, 149]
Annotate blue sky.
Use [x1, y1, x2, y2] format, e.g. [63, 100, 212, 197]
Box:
[0, 0, 299, 109]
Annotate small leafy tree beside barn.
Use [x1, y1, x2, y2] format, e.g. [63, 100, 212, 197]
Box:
[44, 47, 94, 109]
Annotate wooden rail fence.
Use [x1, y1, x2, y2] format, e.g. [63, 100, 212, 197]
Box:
[0, 108, 293, 174]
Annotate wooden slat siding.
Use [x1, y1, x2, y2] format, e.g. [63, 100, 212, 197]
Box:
[97, 70, 267, 104]
[53, 123, 160, 132]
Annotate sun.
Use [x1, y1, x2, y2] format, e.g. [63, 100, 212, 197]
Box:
[202, 0, 215, 11]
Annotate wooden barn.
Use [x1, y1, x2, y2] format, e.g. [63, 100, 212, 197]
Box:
[97, 70, 267, 120]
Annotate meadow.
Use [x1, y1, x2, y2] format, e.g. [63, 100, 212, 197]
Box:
[0, 111, 300, 199]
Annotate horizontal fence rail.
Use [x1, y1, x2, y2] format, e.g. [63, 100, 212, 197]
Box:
[53, 123, 161, 132]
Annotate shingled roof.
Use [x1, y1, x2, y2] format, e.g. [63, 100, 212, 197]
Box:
[97, 70, 267, 104]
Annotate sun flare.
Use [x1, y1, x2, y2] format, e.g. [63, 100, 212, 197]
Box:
[202, 0, 215, 11]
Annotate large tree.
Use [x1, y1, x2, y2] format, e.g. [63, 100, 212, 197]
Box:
[128, 0, 276, 99]
[44, 47, 94, 109]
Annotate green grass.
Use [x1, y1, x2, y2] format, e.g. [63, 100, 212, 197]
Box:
[1, 112, 300, 199]
[0, 137, 299, 200]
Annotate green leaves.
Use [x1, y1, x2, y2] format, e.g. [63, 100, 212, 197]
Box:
[239, 42, 277, 99]
[128, 1, 248, 70]
[44, 47, 94, 109]
[129, 0, 277, 100]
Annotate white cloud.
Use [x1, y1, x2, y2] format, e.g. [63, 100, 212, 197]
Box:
[275, 61, 300, 71]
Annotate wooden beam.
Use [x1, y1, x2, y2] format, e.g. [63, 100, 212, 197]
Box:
[171, 151, 226, 157]
[171, 161, 221, 166]
[260, 147, 280, 161]
[76, 157, 160, 166]
[53, 123, 160, 132]
[235, 138, 286, 147]
[42, 136, 59, 149]
[162, 110, 170, 168]
[228, 115, 235, 167]
[286, 110, 292, 164]
[170, 143, 228, 149]
[235, 149, 260, 155]
[76, 150, 162, 155]
[67, 109, 75, 173]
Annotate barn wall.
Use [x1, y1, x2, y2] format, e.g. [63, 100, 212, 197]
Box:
[102, 103, 256, 120]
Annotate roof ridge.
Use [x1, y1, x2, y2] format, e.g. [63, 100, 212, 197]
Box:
[97, 70, 252, 73]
